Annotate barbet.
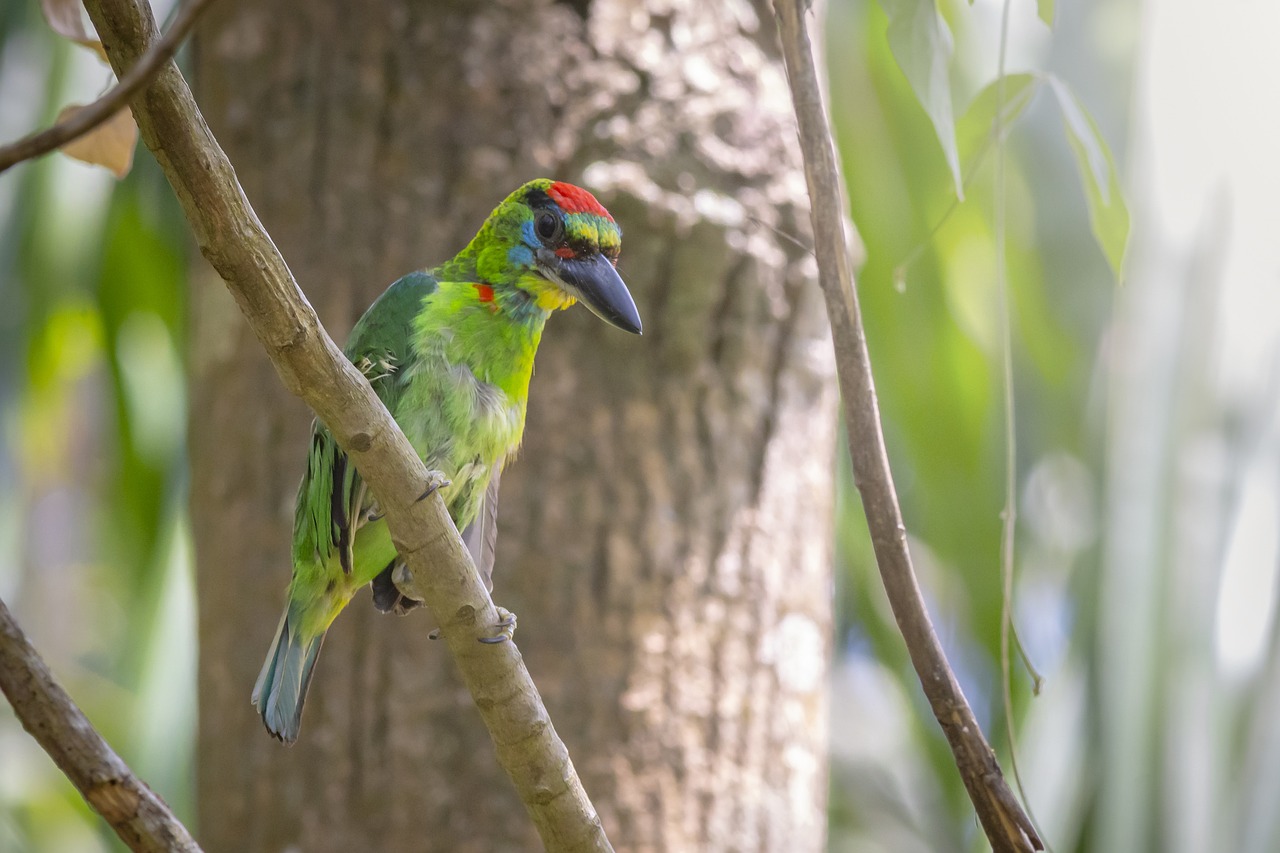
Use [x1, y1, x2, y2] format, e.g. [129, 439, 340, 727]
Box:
[252, 180, 642, 743]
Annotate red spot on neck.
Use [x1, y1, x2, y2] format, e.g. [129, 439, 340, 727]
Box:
[473, 282, 495, 303]
[547, 182, 614, 221]
[554, 247, 577, 259]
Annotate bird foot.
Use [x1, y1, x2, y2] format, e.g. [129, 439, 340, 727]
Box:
[391, 596, 423, 616]
[427, 608, 515, 642]
[416, 470, 451, 502]
[478, 607, 517, 644]
[374, 563, 423, 614]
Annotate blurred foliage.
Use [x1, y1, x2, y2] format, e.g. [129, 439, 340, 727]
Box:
[827, 0, 1120, 846]
[827, 0, 1280, 852]
[0, 2, 192, 851]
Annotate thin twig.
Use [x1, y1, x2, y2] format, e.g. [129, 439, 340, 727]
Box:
[994, 0, 1048, 843]
[0, 0, 218, 175]
[0, 597, 202, 853]
[770, 1, 1042, 850]
[79, 0, 612, 849]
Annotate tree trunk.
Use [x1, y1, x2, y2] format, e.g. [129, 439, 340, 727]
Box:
[190, 1, 835, 850]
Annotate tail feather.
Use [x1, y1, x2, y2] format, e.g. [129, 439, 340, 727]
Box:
[252, 609, 325, 744]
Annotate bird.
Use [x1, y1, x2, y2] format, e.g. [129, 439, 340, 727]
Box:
[251, 179, 642, 743]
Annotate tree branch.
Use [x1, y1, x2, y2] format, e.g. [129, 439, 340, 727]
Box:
[73, 0, 612, 850]
[770, 2, 1043, 851]
[0, 597, 202, 853]
[0, 0, 217, 175]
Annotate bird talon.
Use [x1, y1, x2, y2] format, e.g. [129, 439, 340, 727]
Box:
[417, 471, 451, 502]
[478, 607, 517, 644]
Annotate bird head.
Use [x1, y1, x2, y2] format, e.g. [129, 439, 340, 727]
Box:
[476, 179, 643, 335]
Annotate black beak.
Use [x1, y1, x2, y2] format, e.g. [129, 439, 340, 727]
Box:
[556, 254, 643, 335]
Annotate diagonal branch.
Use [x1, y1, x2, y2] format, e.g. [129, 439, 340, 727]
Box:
[74, 0, 612, 850]
[769, 1, 1043, 851]
[0, 597, 202, 853]
[0, 0, 218, 175]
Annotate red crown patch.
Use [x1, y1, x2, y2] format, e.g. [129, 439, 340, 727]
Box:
[547, 182, 614, 221]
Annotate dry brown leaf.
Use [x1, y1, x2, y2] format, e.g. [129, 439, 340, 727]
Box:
[56, 104, 137, 177]
[40, 0, 108, 62]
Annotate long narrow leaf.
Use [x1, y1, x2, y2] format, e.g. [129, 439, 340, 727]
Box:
[880, 0, 964, 199]
[1049, 77, 1130, 280]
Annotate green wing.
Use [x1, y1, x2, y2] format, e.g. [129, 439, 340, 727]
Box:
[291, 271, 438, 574]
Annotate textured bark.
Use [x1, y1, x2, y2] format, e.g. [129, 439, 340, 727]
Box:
[191, 1, 834, 850]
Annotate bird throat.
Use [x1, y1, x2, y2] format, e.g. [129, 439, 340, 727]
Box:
[413, 280, 547, 406]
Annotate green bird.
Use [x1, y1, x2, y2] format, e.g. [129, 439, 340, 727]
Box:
[252, 179, 642, 743]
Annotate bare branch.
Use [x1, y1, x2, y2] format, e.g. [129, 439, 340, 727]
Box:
[769, 2, 1043, 850]
[0, 597, 202, 853]
[78, 0, 612, 849]
[0, 0, 217, 175]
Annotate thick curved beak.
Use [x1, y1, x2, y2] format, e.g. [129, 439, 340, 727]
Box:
[556, 254, 643, 335]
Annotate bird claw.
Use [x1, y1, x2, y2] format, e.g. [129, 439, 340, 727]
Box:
[429, 608, 515, 643]
[478, 607, 517, 644]
[416, 470, 451, 502]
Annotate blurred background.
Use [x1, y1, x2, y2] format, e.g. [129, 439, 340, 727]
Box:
[1, 0, 1278, 850]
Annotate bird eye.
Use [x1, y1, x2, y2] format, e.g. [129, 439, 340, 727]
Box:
[535, 211, 563, 243]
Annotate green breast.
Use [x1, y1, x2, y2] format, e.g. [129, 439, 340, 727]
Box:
[396, 280, 547, 530]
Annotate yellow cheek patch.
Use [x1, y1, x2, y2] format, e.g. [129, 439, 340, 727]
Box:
[519, 272, 578, 312]
[535, 288, 577, 312]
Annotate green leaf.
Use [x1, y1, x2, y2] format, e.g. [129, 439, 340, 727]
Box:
[956, 72, 1039, 170]
[1037, 0, 1056, 27]
[879, 0, 964, 199]
[1049, 77, 1129, 280]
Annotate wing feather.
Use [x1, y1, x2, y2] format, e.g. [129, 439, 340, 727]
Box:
[292, 272, 436, 572]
